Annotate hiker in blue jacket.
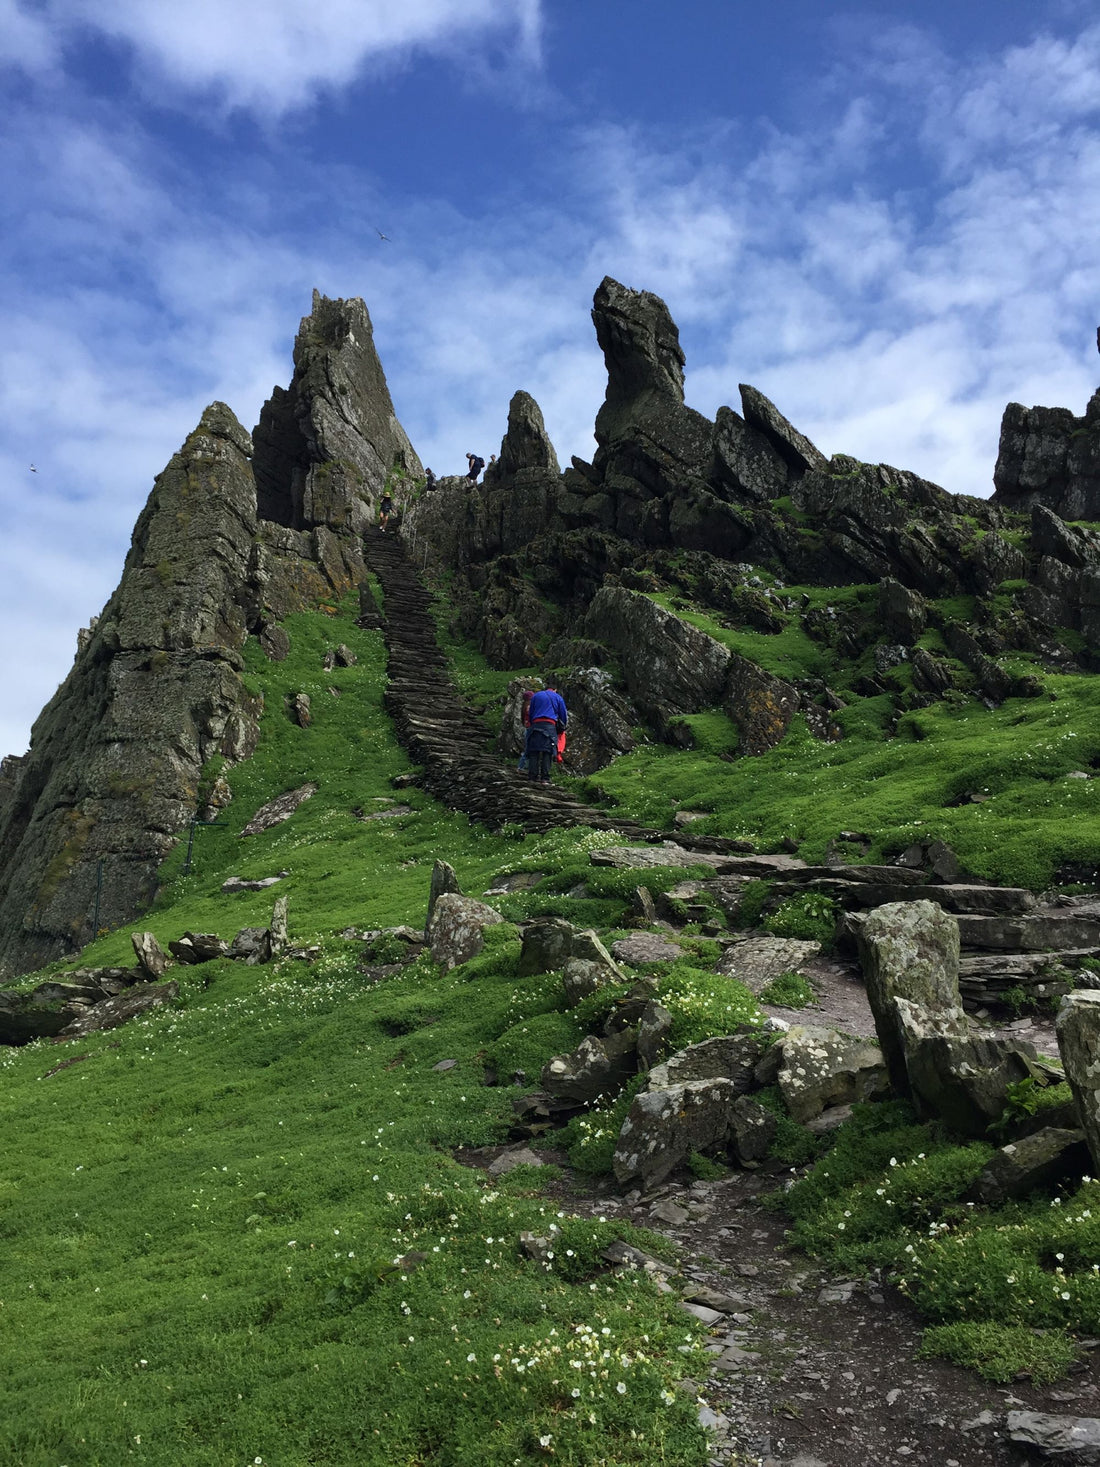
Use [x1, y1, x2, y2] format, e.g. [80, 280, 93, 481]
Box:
[525, 684, 567, 785]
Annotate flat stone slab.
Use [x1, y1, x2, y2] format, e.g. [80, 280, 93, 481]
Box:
[222, 874, 287, 893]
[958, 914, 1100, 952]
[57, 981, 180, 1040]
[591, 842, 806, 877]
[774, 878, 1037, 916]
[1007, 1410, 1100, 1462]
[240, 783, 317, 837]
[716, 935, 820, 989]
[612, 932, 684, 965]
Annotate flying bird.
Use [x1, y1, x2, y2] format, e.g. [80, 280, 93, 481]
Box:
[29, 464, 37, 472]
[374, 227, 392, 243]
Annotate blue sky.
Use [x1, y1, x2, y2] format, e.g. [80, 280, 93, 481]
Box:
[2, 0, 1099, 755]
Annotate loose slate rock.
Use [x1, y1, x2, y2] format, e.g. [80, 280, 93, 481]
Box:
[648, 1032, 766, 1092]
[611, 932, 683, 965]
[240, 783, 317, 837]
[614, 1078, 738, 1190]
[57, 981, 180, 1040]
[131, 931, 169, 980]
[716, 934, 820, 989]
[487, 1147, 543, 1179]
[1007, 1410, 1100, 1463]
[427, 892, 503, 970]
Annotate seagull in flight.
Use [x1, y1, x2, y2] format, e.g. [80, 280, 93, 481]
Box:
[29, 464, 37, 472]
[374, 227, 392, 242]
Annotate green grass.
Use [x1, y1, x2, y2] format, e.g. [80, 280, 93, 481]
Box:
[0, 598, 717, 1467]
[586, 678, 1100, 887]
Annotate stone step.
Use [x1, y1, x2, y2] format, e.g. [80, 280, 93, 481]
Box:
[957, 913, 1100, 953]
[772, 878, 1037, 917]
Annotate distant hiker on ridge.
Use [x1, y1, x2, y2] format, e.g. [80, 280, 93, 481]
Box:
[466, 452, 485, 482]
[379, 491, 394, 533]
[524, 683, 567, 786]
[423, 468, 436, 492]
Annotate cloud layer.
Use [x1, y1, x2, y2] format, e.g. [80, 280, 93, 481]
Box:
[1, 13, 1099, 756]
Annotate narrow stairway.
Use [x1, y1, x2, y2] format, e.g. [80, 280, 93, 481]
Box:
[364, 528, 647, 836]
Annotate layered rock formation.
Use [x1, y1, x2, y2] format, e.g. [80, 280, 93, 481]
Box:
[0, 294, 417, 976]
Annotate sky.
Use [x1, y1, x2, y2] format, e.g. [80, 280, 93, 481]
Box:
[2, 0, 1099, 756]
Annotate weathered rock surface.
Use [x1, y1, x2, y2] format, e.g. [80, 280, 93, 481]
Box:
[716, 936, 820, 990]
[647, 1033, 766, 1092]
[240, 783, 317, 837]
[541, 1030, 637, 1106]
[857, 901, 965, 1095]
[611, 932, 684, 965]
[1057, 990, 1100, 1171]
[0, 290, 418, 976]
[1006, 1409, 1100, 1463]
[425, 859, 461, 937]
[427, 892, 503, 970]
[967, 1127, 1090, 1205]
[57, 980, 179, 1040]
[132, 931, 170, 981]
[636, 1000, 674, 1070]
[727, 1095, 777, 1164]
[777, 1025, 889, 1123]
[168, 932, 230, 964]
[613, 1078, 738, 1190]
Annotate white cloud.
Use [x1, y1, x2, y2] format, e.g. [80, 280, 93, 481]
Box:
[13, 0, 542, 112]
[4, 17, 1100, 756]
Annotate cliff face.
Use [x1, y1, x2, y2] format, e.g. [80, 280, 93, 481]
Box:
[0, 294, 416, 977]
[993, 391, 1100, 521]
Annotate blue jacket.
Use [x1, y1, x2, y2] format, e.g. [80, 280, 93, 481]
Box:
[527, 688, 567, 726]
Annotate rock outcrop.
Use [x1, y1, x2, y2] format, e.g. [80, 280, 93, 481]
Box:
[0, 293, 418, 976]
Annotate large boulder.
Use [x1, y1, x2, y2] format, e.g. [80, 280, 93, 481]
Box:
[613, 1078, 739, 1191]
[857, 901, 965, 1095]
[1057, 990, 1100, 1171]
[647, 1032, 767, 1092]
[895, 1005, 1043, 1138]
[541, 1031, 637, 1106]
[518, 917, 576, 975]
[777, 1026, 889, 1123]
[427, 892, 503, 971]
[132, 931, 170, 981]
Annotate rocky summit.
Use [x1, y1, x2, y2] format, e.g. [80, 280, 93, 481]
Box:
[1, 277, 1099, 978]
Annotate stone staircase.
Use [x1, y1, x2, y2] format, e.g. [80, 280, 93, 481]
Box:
[365, 528, 648, 836]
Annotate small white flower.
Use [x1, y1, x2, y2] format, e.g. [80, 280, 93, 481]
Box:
[616, 1381, 627, 1394]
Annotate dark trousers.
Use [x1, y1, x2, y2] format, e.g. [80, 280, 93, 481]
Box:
[526, 724, 556, 781]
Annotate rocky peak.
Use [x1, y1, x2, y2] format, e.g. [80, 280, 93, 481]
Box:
[592, 276, 687, 444]
[488, 390, 560, 480]
[993, 391, 1100, 519]
[252, 291, 421, 535]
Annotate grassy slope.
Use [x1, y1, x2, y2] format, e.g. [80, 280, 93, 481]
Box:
[0, 601, 713, 1467]
[5, 580, 1100, 1459]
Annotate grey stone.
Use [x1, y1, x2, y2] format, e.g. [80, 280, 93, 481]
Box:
[425, 859, 462, 937]
[653, 1200, 691, 1226]
[221, 874, 286, 893]
[611, 932, 684, 965]
[427, 892, 503, 971]
[647, 1032, 767, 1092]
[777, 1025, 888, 1123]
[230, 927, 273, 965]
[131, 931, 170, 981]
[562, 959, 606, 1007]
[613, 1077, 738, 1190]
[1057, 991, 1100, 1172]
[57, 980, 180, 1040]
[569, 928, 625, 979]
[168, 933, 230, 964]
[968, 1128, 1091, 1205]
[739, 383, 828, 474]
[727, 1094, 777, 1163]
[240, 783, 317, 838]
[333, 643, 357, 667]
[289, 692, 312, 728]
[858, 901, 965, 1095]
[487, 1147, 543, 1179]
[259, 623, 290, 661]
[716, 935, 820, 990]
[899, 1015, 1043, 1137]
[541, 1030, 637, 1106]
[518, 917, 576, 975]
[270, 895, 288, 954]
[1006, 1410, 1100, 1463]
[636, 1001, 674, 1070]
